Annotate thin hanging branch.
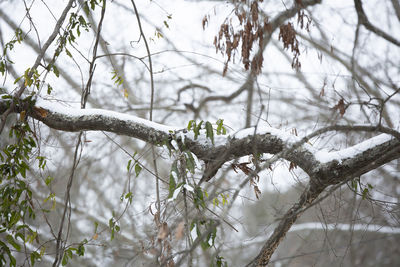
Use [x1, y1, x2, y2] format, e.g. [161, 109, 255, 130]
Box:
[130, 0, 161, 217]
[53, 1, 107, 265]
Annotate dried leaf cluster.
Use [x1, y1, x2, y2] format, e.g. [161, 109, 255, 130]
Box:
[210, 0, 269, 75]
[206, 0, 313, 75]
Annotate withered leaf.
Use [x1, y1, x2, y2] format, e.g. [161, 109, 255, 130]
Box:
[157, 222, 169, 241]
[333, 98, 346, 116]
[175, 221, 185, 240]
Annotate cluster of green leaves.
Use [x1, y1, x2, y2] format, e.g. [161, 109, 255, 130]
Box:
[0, 2, 105, 266]
[108, 216, 121, 241]
[0, 122, 39, 266]
[0, 28, 24, 76]
[191, 218, 228, 266]
[65, 12, 91, 45]
[14, 67, 41, 90]
[190, 219, 218, 250]
[167, 152, 197, 200]
[187, 119, 227, 145]
[212, 193, 229, 207]
[351, 178, 374, 200]
[127, 152, 142, 178]
[82, 0, 103, 15]
[111, 70, 124, 86]
[212, 255, 228, 267]
[163, 120, 229, 265]
[50, 0, 100, 78]
[61, 239, 88, 266]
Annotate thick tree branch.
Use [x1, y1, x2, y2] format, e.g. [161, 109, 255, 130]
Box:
[354, 0, 400, 47]
[2, 98, 399, 266]
[1, 99, 399, 179]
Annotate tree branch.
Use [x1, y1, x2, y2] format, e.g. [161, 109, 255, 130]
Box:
[354, 0, 400, 47]
[1, 99, 399, 178]
[2, 97, 399, 265]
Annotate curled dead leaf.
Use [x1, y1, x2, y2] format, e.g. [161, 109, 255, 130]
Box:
[333, 98, 347, 117]
[157, 222, 169, 241]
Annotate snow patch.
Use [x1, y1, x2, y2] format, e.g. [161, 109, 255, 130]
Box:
[315, 134, 393, 163]
[36, 99, 178, 133]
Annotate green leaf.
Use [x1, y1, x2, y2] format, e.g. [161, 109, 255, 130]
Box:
[67, 248, 73, 258]
[52, 65, 60, 77]
[127, 159, 132, 172]
[94, 221, 99, 233]
[83, 2, 90, 15]
[185, 152, 195, 174]
[61, 253, 68, 266]
[125, 192, 133, 204]
[65, 49, 73, 58]
[216, 119, 226, 135]
[77, 241, 85, 256]
[362, 188, 369, 199]
[111, 229, 115, 241]
[14, 75, 23, 84]
[90, 0, 96, 10]
[193, 186, 205, 209]
[205, 121, 214, 144]
[15, 232, 24, 242]
[194, 121, 203, 140]
[45, 176, 54, 186]
[9, 212, 20, 227]
[9, 254, 16, 267]
[187, 120, 195, 131]
[30, 252, 40, 266]
[134, 163, 142, 177]
[168, 161, 178, 198]
[168, 172, 177, 198]
[6, 235, 21, 251]
[163, 20, 169, 28]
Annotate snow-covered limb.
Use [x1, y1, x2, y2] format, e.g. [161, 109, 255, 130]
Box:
[1, 98, 399, 185]
[2, 99, 400, 267]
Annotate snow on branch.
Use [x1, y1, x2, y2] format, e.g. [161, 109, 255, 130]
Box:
[1, 98, 399, 183]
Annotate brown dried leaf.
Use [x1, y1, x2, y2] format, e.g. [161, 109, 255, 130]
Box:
[175, 221, 185, 240]
[253, 185, 261, 199]
[157, 222, 169, 241]
[202, 15, 208, 30]
[333, 98, 346, 116]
